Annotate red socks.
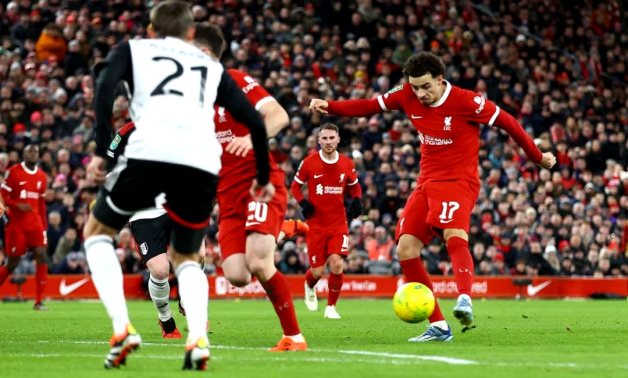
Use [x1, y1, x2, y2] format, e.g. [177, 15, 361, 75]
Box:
[447, 237, 474, 296]
[327, 273, 343, 306]
[305, 269, 319, 289]
[399, 257, 445, 323]
[260, 271, 301, 336]
[35, 263, 48, 304]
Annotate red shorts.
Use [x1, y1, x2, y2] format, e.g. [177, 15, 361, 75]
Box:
[395, 180, 479, 245]
[306, 230, 349, 269]
[217, 172, 287, 260]
[5, 225, 47, 257]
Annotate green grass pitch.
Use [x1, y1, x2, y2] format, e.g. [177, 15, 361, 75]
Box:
[1, 298, 627, 377]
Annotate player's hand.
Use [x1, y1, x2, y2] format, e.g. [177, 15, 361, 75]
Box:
[349, 198, 362, 219]
[17, 202, 33, 212]
[226, 135, 253, 157]
[250, 179, 275, 203]
[538, 152, 556, 169]
[309, 98, 329, 114]
[299, 199, 315, 219]
[86, 156, 107, 185]
[0, 201, 5, 217]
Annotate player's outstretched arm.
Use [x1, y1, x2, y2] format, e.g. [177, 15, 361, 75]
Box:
[493, 110, 555, 169]
[309, 97, 383, 117]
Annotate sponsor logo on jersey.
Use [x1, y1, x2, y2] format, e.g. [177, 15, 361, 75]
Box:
[410, 114, 423, 119]
[444, 116, 452, 131]
[314, 174, 324, 179]
[140, 242, 148, 255]
[19, 189, 40, 199]
[473, 95, 485, 114]
[19, 181, 27, 185]
[417, 132, 453, 146]
[316, 184, 323, 195]
[216, 129, 235, 143]
[242, 76, 260, 94]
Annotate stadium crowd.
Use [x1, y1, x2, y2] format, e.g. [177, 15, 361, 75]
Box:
[0, 0, 625, 280]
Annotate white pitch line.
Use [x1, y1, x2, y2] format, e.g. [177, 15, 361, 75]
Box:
[31, 339, 476, 366]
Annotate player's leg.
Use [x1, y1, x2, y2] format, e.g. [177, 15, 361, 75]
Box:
[85, 158, 158, 368]
[444, 228, 474, 326]
[218, 213, 252, 287]
[304, 232, 326, 311]
[130, 215, 181, 338]
[323, 234, 349, 319]
[32, 243, 48, 310]
[0, 226, 24, 285]
[396, 188, 452, 342]
[0, 256, 21, 285]
[246, 231, 306, 351]
[164, 165, 217, 370]
[425, 181, 478, 326]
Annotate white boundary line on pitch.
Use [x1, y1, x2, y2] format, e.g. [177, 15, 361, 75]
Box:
[30, 339, 476, 366]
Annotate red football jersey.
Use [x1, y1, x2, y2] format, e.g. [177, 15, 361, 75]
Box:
[294, 150, 358, 231]
[215, 69, 282, 191]
[1, 162, 47, 229]
[377, 82, 499, 186]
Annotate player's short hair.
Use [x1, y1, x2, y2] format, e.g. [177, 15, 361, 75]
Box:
[194, 23, 226, 59]
[402, 52, 446, 78]
[150, 0, 194, 39]
[320, 123, 339, 134]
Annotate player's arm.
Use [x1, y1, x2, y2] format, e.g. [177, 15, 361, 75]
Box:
[310, 85, 405, 117]
[92, 41, 133, 183]
[225, 99, 288, 157]
[0, 172, 26, 210]
[346, 165, 362, 219]
[0, 193, 5, 217]
[290, 161, 314, 219]
[492, 110, 555, 169]
[259, 99, 289, 138]
[38, 183, 47, 229]
[216, 70, 271, 198]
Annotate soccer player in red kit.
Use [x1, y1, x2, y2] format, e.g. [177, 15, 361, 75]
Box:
[194, 24, 306, 351]
[291, 123, 362, 319]
[0, 144, 49, 310]
[310, 52, 556, 341]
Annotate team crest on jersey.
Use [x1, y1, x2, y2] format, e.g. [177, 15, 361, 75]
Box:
[37, 181, 41, 190]
[109, 134, 121, 150]
[339, 173, 345, 183]
[444, 116, 452, 131]
[383, 85, 403, 99]
[473, 95, 486, 114]
[217, 107, 227, 123]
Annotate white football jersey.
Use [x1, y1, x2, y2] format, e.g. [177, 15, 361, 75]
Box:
[125, 37, 223, 174]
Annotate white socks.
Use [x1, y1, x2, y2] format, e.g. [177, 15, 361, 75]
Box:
[85, 235, 130, 336]
[431, 320, 449, 330]
[149, 275, 172, 322]
[175, 261, 208, 346]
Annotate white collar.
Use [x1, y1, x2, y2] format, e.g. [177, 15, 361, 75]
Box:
[21, 162, 38, 175]
[319, 150, 339, 164]
[430, 80, 452, 108]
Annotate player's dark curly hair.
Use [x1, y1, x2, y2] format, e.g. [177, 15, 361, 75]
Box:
[402, 52, 446, 78]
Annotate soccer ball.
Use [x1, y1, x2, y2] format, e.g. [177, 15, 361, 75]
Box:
[392, 282, 435, 323]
